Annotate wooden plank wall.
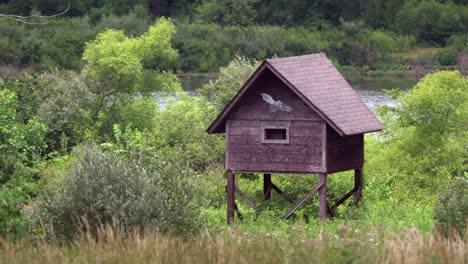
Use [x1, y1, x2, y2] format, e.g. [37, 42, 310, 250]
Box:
[226, 69, 325, 173]
[227, 120, 323, 173]
[326, 125, 364, 173]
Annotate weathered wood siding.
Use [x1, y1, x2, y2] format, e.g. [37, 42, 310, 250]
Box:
[227, 120, 324, 173]
[326, 125, 364, 173]
[228, 69, 322, 122]
[225, 69, 325, 173]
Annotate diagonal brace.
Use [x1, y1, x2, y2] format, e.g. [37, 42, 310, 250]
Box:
[331, 188, 356, 211]
[235, 186, 256, 208]
[284, 183, 323, 219]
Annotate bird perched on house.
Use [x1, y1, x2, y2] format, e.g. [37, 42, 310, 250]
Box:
[261, 93, 293, 112]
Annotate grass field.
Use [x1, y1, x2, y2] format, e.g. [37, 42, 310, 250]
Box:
[1, 225, 465, 264]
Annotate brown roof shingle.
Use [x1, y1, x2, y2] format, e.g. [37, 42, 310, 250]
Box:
[207, 53, 384, 136]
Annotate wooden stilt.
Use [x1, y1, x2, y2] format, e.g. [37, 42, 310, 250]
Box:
[264, 174, 272, 200]
[354, 167, 363, 206]
[318, 173, 327, 221]
[227, 171, 235, 224]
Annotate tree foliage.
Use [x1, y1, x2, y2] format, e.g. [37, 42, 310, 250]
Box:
[83, 17, 179, 96]
[366, 71, 467, 204]
[198, 55, 260, 109]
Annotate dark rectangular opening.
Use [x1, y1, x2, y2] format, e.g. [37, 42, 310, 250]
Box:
[265, 128, 287, 140]
[262, 127, 289, 144]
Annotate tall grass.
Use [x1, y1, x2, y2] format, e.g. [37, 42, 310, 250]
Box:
[1, 225, 466, 263]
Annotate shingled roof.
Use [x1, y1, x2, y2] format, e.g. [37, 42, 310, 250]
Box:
[207, 53, 384, 136]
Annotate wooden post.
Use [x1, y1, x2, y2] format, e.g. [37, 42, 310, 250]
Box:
[318, 173, 327, 220]
[354, 167, 363, 205]
[227, 171, 235, 224]
[264, 174, 272, 200]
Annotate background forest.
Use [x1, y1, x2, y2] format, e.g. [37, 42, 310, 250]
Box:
[0, 0, 467, 263]
[0, 0, 468, 73]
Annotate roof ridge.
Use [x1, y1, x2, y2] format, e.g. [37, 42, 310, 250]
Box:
[267, 52, 326, 63]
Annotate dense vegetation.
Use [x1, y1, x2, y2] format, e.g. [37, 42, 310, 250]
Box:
[0, 0, 467, 262]
[1, 0, 467, 73]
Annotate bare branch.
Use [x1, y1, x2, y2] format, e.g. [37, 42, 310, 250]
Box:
[0, 2, 70, 25]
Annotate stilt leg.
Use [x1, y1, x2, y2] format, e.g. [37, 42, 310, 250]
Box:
[354, 167, 363, 205]
[318, 173, 327, 221]
[227, 171, 235, 224]
[264, 174, 272, 200]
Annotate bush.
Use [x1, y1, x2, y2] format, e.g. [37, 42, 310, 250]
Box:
[436, 49, 458, 66]
[34, 144, 201, 239]
[447, 34, 468, 52]
[434, 177, 468, 237]
[152, 96, 224, 171]
[0, 178, 38, 239]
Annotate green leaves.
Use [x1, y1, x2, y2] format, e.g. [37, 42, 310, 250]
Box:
[0, 90, 47, 164]
[399, 71, 467, 137]
[82, 17, 179, 94]
[198, 55, 260, 110]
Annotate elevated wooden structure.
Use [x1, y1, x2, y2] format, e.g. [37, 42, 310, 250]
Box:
[207, 53, 383, 224]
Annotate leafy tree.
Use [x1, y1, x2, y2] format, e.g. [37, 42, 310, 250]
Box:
[36, 71, 94, 151]
[198, 55, 260, 109]
[83, 17, 179, 97]
[397, 71, 467, 137]
[0, 89, 45, 239]
[0, 89, 47, 175]
[366, 71, 467, 203]
[82, 17, 181, 139]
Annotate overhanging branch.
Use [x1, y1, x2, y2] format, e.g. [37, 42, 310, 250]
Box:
[0, 3, 70, 25]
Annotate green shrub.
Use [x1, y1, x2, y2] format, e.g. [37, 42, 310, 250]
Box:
[0, 178, 38, 239]
[434, 177, 468, 237]
[436, 49, 458, 66]
[447, 34, 468, 52]
[34, 144, 201, 239]
[152, 96, 224, 171]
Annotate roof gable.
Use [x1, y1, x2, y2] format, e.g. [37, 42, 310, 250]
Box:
[207, 53, 384, 136]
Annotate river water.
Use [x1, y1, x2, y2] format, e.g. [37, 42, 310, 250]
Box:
[171, 74, 421, 111]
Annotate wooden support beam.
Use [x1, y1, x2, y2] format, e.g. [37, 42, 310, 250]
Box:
[272, 183, 293, 203]
[284, 182, 323, 219]
[354, 167, 363, 206]
[318, 173, 327, 221]
[331, 188, 355, 210]
[235, 186, 256, 208]
[264, 174, 272, 200]
[227, 171, 235, 225]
